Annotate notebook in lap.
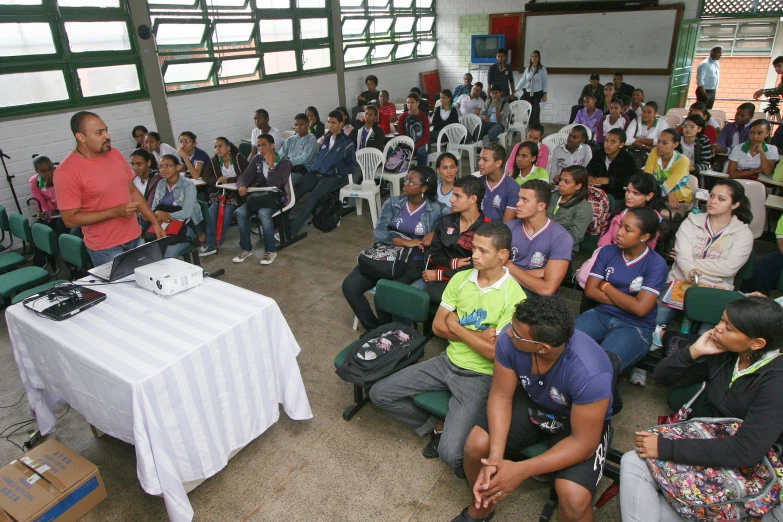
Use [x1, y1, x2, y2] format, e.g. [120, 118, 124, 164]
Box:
[88, 237, 170, 281]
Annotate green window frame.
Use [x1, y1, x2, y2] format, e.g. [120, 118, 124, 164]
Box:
[701, 0, 783, 17]
[339, 0, 437, 68]
[149, 0, 334, 92]
[0, 0, 147, 118]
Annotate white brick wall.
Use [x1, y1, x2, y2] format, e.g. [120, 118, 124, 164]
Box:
[344, 58, 438, 107]
[0, 101, 156, 219]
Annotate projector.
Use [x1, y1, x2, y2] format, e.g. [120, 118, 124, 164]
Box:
[134, 258, 204, 296]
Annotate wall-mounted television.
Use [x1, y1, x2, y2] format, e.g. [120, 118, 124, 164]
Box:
[471, 34, 507, 64]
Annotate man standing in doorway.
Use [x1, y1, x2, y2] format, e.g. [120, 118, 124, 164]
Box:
[696, 46, 722, 110]
[487, 48, 515, 101]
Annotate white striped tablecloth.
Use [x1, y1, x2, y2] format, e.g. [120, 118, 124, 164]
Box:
[6, 278, 312, 522]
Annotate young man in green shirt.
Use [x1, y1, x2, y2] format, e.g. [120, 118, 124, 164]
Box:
[369, 222, 526, 473]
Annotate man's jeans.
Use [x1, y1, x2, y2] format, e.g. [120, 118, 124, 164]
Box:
[575, 308, 652, 372]
[206, 202, 238, 249]
[415, 146, 428, 166]
[290, 173, 347, 236]
[236, 203, 277, 253]
[369, 352, 493, 469]
[87, 235, 144, 266]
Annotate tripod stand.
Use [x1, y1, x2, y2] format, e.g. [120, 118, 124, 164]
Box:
[764, 97, 782, 126]
[0, 150, 22, 213]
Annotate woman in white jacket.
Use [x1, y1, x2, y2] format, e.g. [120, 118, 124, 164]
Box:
[654, 179, 754, 341]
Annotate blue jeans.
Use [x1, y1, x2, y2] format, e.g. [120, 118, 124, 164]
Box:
[164, 228, 196, 259]
[87, 236, 143, 266]
[741, 250, 783, 296]
[236, 203, 276, 253]
[575, 308, 653, 372]
[415, 146, 428, 166]
[486, 123, 505, 143]
[290, 173, 347, 236]
[655, 303, 713, 334]
[205, 202, 238, 249]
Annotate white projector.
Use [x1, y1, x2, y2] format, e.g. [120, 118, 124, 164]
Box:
[134, 258, 204, 296]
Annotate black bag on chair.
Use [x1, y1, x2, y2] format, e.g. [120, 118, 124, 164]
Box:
[357, 243, 412, 279]
[244, 190, 282, 213]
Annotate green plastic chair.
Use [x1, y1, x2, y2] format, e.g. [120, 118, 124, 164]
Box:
[10, 223, 68, 304]
[59, 234, 91, 278]
[0, 211, 31, 273]
[238, 142, 252, 159]
[734, 250, 755, 283]
[334, 279, 431, 420]
[0, 215, 51, 304]
[683, 286, 745, 327]
[0, 204, 11, 251]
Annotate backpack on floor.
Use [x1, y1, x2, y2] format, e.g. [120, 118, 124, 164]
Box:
[336, 323, 426, 388]
[645, 418, 783, 521]
[384, 143, 413, 173]
[311, 193, 342, 232]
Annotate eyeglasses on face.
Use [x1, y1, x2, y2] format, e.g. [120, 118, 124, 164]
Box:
[159, 163, 176, 169]
[509, 326, 547, 345]
[403, 179, 423, 186]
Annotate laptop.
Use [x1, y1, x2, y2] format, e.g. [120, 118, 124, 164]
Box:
[23, 285, 107, 321]
[88, 237, 170, 281]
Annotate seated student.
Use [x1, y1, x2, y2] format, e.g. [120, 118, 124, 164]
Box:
[587, 128, 637, 201]
[505, 179, 572, 296]
[435, 152, 458, 209]
[337, 106, 354, 136]
[198, 137, 249, 257]
[644, 128, 693, 216]
[456, 295, 613, 522]
[620, 297, 783, 522]
[684, 102, 718, 143]
[306, 106, 325, 138]
[132, 125, 148, 149]
[477, 142, 518, 222]
[573, 94, 603, 137]
[233, 133, 292, 265]
[621, 96, 636, 123]
[713, 102, 755, 155]
[29, 156, 66, 235]
[549, 125, 593, 184]
[278, 113, 319, 174]
[727, 119, 779, 179]
[480, 85, 511, 144]
[678, 114, 712, 179]
[626, 102, 668, 151]
[549, 166, 594, 251]
[409, 86, 430, 113]
[289, 111, 356, 237]
[509, 141, 549, 185]
[349, 105, 385, 153]
[353, 74, 380, 122]
[129, 148, 162, 209]
[596, 99, 630, 144]
[377, 90, 398, 135]
[452, 72, 474, 101]
[419, 176, 489, 303]
[250, 109, 282, 158]
[342, 167, 445, 331]
[177, 131, 210, 180]
[143, 131, 178, 164]
[654, 179, 754, 342]
[456, 84, 486, 117]
[613, 72, 635, 100]
[741, 213, 783, 296]
[150, 154, 203, 259]
[506, 123, 549, 173]
[430, 89, 459, 144]
[397, 92, 430, 166]
[570, 72, 604, 124]
[577, 207, 667, 372]
[601, 82, 620, 114]
[474, 81, 488, 101]
[631, 89, 645, 121]
[369, 222, 525, 472]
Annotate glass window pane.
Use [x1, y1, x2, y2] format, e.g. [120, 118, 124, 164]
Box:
[300, 18, 328, 39]
[0, 70, 68, 108]
[393, 0, 411, 7]
[164, 61, 213, 83]
[58, 0, 119, 7]
[156, 23, 206, 46]
[256, 0, 288, 8]
[344, 45, 369, 62]
[263, 50, 297, 74]
[219, 56, 259, 77]
[0, 23, 56, 57]
[213, 22, 254, 44]
[65, 21, 131, 52]
[0, 0, 41, 4]
[342, 18, 368, 36]
[339, 0, 362, 6]
[208, 0, 245, 6]
[416, 0, 433, 8]
[303, 47, 330, 70]
[371, 18, 393, 35]
[395, 41, 415, 58]
[77, 64, 139, 97]
[395, 17, 415, 33]
[372, 43, 394, 59]
[297, 0, 324, 6]
[417, 39, 435, 55]
[259, 19, 293, 42]
[416, 16, 434, 32]
[368, 0, 388, 7]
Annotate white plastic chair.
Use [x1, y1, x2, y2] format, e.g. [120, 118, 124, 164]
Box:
[558, 123, 592, 141]
[737, 179, 766, 239]
[281, 130, 295, 142]
[712, 117, 725, 130]
[453, 114, 484, 174]
[378, 135, 415, 197]
[356, 111, 365, 122]
[666, 108, 689, 119]
[661, 114, 682, 127]
[427, 123, 468, 167]
[712, 109, 727, 121]
[340, 148, 384, 227]
[497, 100, 532, 151]
[541, 134, 567, 173]
[434, 99, 442, 109]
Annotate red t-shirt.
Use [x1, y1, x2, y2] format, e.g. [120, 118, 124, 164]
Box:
[54, 148, 140, 251]
[378, 102, 397, 135]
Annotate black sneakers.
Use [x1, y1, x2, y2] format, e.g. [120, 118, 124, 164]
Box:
[450, 506, 495, 522]
[421, 430, 441, 459]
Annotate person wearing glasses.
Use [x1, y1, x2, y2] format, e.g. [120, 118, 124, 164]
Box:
[176, 131, 210, 180]
[370, 222, 525, 479]
[151, 154, 203, 259]
[454, 295, 613, 522]
[677, 114, 713, 178]
[342, 166, 446, 332]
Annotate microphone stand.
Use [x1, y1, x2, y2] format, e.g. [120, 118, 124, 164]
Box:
[0, 150, 22, 213]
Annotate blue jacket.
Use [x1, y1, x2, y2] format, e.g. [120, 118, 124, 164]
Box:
[152, 175, 203, 225]
[374, 196, 447, 245]
[309, 132, 356, 178]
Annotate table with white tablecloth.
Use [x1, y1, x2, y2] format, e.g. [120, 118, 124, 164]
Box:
[6, 278, 312, 522]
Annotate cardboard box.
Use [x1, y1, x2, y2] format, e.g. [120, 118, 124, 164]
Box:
[0, 439, 107, 522]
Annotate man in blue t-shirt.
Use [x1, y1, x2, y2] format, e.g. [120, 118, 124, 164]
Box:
[453, 296, 613, 522]
[477, 142, 518, 222]
[505, 179, 573, 296]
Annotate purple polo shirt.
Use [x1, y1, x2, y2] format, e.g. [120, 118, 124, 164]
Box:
[507, 218, 574, 270]
[481, 173, 520, 222]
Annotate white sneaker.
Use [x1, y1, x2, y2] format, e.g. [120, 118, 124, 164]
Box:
[651, 325, 665, 349]
[260, 252, 277, 265]
[198, 246, 217, 257]
[233, 251, 252, 263]
[629, 368, 647, 387]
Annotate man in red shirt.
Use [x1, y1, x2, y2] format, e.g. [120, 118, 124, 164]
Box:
[55, 111, 165, 266]
[377, 90, 398, 135]
[397, 92, 430, 166]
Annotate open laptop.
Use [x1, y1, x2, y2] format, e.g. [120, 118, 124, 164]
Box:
[23, 285, 107, 321]
[88, 237, 170, 281]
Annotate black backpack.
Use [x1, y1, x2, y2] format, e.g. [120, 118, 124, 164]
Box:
[311, 193, 342, 232]
[336, 323, 427, 388]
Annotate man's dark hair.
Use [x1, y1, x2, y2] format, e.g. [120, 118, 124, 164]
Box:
[465, 72, 473, 80]
[410, 87, 422, 95]
[32, 155, 53, 171]
[381, 89, 390, 96]
[482, 141, 506, 164]
[475, 81, 483, 89]
[528, 123, 544, 136]
[773, 55, 783, 66]
[620, 96, 632, 107]
[521, 179, 551, 207]
[294, 112, 308, 122]
[645, 101, 659, 113]
[454, 176, 485, 207]
[257, 133, 274, 145]
[180, 131, 196, 142]
[365, 74, 378, 85]
[145, 131, 161, 142]
[605, 82, 614, 89]
[364, 105, 378, 116]
[70, 111, 98, 135]
[490, 84, 501, 93]
[407, 92, 420, 103]
[132, 125, 148, 138]
[497, 48, 507, 55]
[255, 108, 269, 118]
[590, 73, 600, 80]
[614, 72, 623, 79]
[513, 295, 575, 346]
[583, 93, 594, 100]
[475, 221, 511, 252]
[328, 110, 343, 123]
[633, 88, 644, 96]
[738, 102, 756, 114]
